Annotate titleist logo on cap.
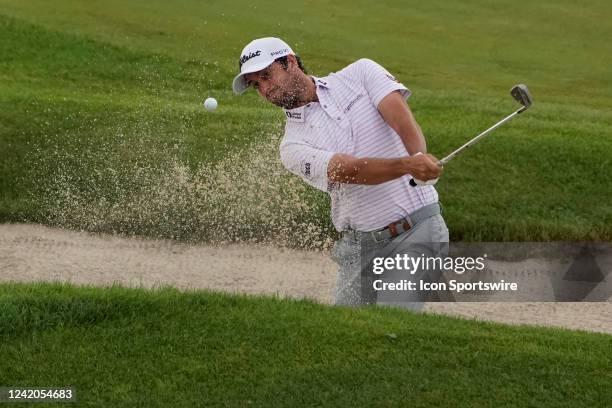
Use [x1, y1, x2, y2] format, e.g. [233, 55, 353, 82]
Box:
[239, 50, 261, 68]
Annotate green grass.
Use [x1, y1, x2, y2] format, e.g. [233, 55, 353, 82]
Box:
[0, 282, 610, 407]
[1, 0, 611, 243]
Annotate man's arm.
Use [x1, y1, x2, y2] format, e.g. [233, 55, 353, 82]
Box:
[377, 90, 426, 155]
[328, 153, 441, 185]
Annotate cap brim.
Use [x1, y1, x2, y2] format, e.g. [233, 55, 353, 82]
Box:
[232, 60, 275, 95]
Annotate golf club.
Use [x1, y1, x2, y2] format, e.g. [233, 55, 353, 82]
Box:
[410, 84, 532, 187]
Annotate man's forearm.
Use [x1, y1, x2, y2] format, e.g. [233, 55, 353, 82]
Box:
[396, 120, 426, 155]
[328, 156, 409, 185]
[378, 91, 427, 155]
[327, 153, 441, 185]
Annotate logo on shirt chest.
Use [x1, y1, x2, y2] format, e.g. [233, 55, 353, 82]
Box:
[344, 93, 364, 113]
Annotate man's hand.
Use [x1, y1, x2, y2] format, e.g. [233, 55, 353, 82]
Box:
[404, 153, 442, 181]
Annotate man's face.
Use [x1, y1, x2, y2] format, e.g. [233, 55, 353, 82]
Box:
[245, 61, 301, 109]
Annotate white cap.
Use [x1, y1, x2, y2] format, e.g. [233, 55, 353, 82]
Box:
[232, 37, 294, 94]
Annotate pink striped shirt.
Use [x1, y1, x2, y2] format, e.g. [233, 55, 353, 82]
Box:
[280, 58, 438, 232]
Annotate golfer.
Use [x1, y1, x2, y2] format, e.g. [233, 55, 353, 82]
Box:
[233, 37, 449, 310]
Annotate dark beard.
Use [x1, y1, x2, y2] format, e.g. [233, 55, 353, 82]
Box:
[272, 76, 310, 109]
[273, 92, 302, 109]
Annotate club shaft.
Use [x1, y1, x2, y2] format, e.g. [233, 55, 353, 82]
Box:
[439, 106, 526, 165]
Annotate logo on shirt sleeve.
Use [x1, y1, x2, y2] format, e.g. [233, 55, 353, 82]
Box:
[385, 73, 400, 83]
[302, 161, 312, 178]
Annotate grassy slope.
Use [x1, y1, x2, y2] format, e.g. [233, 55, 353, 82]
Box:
[0, 0, 611, 241]
[0, 14, 279, 220]
[0, 283, 610, 407]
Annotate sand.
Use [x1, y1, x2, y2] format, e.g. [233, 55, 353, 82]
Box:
[1, 223, 610, 335]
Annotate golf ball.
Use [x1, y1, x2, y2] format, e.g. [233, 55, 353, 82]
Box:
[204, 97, 218, 111]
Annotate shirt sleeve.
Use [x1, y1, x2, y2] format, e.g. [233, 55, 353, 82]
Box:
[280, 140, 335, 192]
[357, 58, 411, 107]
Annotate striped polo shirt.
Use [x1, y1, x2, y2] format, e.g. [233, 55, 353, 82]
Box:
[279, 58, 438, 232]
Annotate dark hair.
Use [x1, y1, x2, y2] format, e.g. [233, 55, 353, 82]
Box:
[275, 55, 307, 74]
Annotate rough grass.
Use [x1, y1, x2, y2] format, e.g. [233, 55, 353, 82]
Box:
[0, 282, 610, 407]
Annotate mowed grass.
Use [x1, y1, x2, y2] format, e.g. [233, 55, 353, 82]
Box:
[1, 0, 611, 241]
[0, 282, 610, 407]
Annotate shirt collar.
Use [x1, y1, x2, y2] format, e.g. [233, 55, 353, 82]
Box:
[283, 76, 330, 121]
[283, 106, 305, 122]
[311, 76, 331, 89]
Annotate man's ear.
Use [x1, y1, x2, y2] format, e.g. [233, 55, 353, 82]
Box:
[286, 54, 299, 71]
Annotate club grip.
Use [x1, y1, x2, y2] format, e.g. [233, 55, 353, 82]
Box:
[409, 152, 440, 187]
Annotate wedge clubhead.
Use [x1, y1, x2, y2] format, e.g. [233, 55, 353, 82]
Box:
[511, 84, 532, 109]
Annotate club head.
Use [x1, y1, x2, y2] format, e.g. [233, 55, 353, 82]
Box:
[511, 84, 532, 109]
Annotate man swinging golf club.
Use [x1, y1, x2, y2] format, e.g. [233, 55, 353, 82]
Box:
[233, 37, 448, 310]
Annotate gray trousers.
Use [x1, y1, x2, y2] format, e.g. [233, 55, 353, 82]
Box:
[331, 212, 449, 312]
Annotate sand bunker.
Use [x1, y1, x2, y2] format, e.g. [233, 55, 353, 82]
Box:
[1, 223, 610, 335]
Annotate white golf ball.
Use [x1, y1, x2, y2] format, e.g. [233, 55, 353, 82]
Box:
[204, 97, 218, 111]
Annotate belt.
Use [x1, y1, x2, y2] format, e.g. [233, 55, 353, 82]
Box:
[343, 202, 441, 243]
